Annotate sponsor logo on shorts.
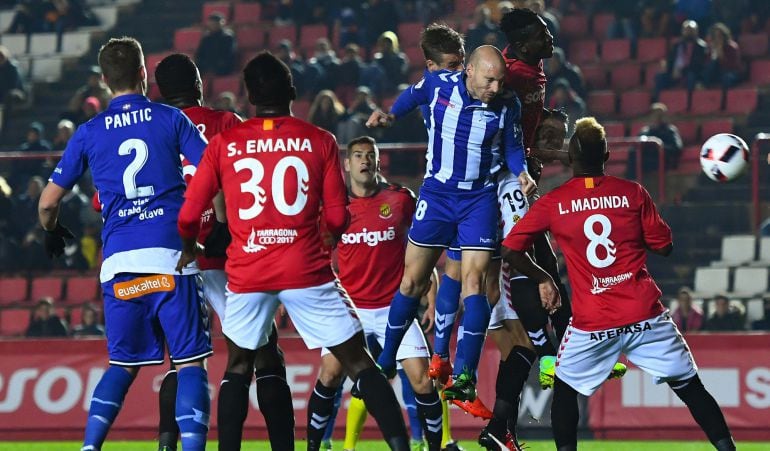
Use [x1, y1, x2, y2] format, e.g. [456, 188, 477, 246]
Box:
[590, 271, 633, 294]
[114, 275, 175, 300]
[479, 237, 495, 244]
[379, 203, 392, 219]
[589, 321, 652, 341]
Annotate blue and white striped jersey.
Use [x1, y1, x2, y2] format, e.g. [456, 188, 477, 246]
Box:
[392, 69, 526, 191]
[50, 93, 208, 282]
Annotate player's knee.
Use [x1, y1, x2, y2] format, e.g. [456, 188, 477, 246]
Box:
[399, 275, 429, 298]
[486, 282, 501, 305]
[445, 259, 461, 280]
[254, 343, 285, 373]
[461, 273, 485, 296]
[317, 368, 345, 388]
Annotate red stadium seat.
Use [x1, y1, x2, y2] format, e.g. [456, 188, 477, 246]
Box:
[408, 68, 425, 84]
[603, 122, 626, 138]
[644, 63, 660, 89]
[581, 64, 607, 89]
[173, 28, 202, 54]
[233, 2, 262, 26]
[561, 15, 589, 37]
[602, 39, 631, 63]
[266, 25, 297, 48]
[629, 120, 647, 137]
[0, 277, 28, 305]
[454, 0, 476, 16]
[750, 60, 770, 85]
[397, 22, 424, 48]
[701, 118, 734, 140]
[569, 40, 598, 65]
[202, 2, 231, 22]
[65, 276, 99, 305]
[738, 33, 769, 58]
[619, 91, 651, 118]
[212, 75, 242, 96]
[674, 144, 703, 174]
[658, 89, 689, 114]
[299, 24, 329, 54]
[636, 38, 667, 63]
[604, 150, 629, 176]
[610, 63, 642, 90]
[404, 45, 425, 69]
[592, 13, 614, 39]
[673, 120, 698, 144]
[292, 99, 311, 121]
[690, 89, 723, 114]
[0, 308, 30, 336]
[30, 277, 64, 302]
[236, 26, 265, 50]
[725, 87, 758, 114]
[586, 90, 616, 115]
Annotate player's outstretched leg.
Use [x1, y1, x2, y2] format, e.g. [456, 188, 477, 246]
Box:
[332, 332, 410, 450]
[400, 360, 442, 451]
[255, 325, 295, 451]
[219, 339, 256, 451]
[398, 369, 425, 448]
[82, 366, 136, 451]
[668, 375, 736, 450]
[175, 364, 210, 451]
[445, 294, 490, 402]
[550, 376, 580, 451]
[431, 259, 462, 383]
[158, 368, 179, 451]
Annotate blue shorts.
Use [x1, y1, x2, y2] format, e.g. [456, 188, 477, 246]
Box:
[408, 183, 497, 251]
[102, 273, 213, 366]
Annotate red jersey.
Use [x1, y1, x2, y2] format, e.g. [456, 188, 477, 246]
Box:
[503, 48, 546, 149]
[179, 116, 348, 292]
[336, 183, 416, 309]
[181, 106, 242, 270]
[502, 176, 672, 331]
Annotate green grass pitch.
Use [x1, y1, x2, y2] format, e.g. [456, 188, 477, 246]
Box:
[0, 441, 768, 450]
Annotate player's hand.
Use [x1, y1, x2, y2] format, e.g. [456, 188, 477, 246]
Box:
[175, 243, 203, 274]
[203, 221, 231, 258]
[518, 171, 537, 197]
[43, 222, 74, 259]
[538, 279, 561, 314]
[365, 109, 395, 128]
[421, 307, 435, 333]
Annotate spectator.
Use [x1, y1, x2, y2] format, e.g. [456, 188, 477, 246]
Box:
[213, 91, 244, 117]
[52, 119, 75, 150]
[26, 298, 68, 338]
[19, 228, 53, 271]
[466, 6, 505, 52]
[674, 0, 712, 24]
[638, 102, 683, 171]
[66, 66, 111, 116]
[72, 96, 101, 126]
[337, 43, 366, 104]
[704, 22, 743, 90]
[361, 0, 400, 50]
[382, 84, 427, 144]
[0, 45, 26, 107]
[0, 175, 17, 272]
[305, 38, 341, 95]
[671, 287, 704, 332]
[195, 12, 237, 76]
[6, 1, 38, 34]
[606, 1, 637, 40]
[653, 20, 708, 99]
[20, 122, 52, 152]
[308, 89, 345, 134]
[72, 304, 105, 337]
[373, 31, 409, 95]
[527, 0, 560, 42]
[274, 39, 307, 97]
[12, 175, 45, 237]
[750, 298, 770, 331]
[336, 5, 363, 47]
[545, 47, 586, 99]
[703, 294, 745, 331]
[638, 2, 675, 39]
[547, 79, 585, 134]
[337, 86, 377, 144]
[41, 0, 97, 33]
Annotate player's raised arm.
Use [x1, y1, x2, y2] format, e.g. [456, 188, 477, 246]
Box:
[502, 96, 536, 196]
[175, 110, 208, 165]
[366, 72, 434, 128]
[639, 184, 674, 256]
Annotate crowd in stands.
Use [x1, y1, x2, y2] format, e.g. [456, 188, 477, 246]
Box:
[3, 0, 98, 35]
[671, 287, 770, 332]
[24, 297, 104, 337]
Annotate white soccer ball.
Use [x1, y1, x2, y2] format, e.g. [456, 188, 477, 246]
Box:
[699, 133, 749, 182]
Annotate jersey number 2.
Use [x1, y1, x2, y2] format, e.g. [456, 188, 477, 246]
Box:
[118, 138, 155, 199]
[234, 156, 309, 220]
[584, 214, 616, 268]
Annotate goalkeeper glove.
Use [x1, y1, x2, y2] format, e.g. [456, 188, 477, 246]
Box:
[44, 222, 74, 259]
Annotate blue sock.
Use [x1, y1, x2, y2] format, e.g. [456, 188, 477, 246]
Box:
[176, 366, 210, 451]
[323, 385, 343, 442]
[377, 291, 420, 372]
[398, 369, 423, 441]
[82, 366, 134, 450]
[434, 274, 461, 358]
[454, 295, 491, 376]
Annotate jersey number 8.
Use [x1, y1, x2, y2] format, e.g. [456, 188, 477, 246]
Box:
[234, 156, 310, 220]
[583, 214, 617, 268]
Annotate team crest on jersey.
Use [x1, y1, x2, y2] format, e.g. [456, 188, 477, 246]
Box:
[512, 214, 521, 223]
[379, 203, 392, 219]
[242, 228, 267, 253]
[122, 104, 131, 110]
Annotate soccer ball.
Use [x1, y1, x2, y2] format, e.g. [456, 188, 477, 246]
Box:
[699, 133, 749, 182]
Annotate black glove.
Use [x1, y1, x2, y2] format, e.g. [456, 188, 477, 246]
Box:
[203, 221, 231, 258]
[44, 223, 75, 259]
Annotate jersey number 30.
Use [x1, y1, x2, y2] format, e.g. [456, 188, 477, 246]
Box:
[234, 156, 309, 220]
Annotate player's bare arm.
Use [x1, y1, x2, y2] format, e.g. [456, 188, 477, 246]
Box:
[38, 182, 67, 231]
[646, 242, 673, 256]
[365, 109, 395, 128]
[518, 171, 537, 196]
[501, 246, 560, 312]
